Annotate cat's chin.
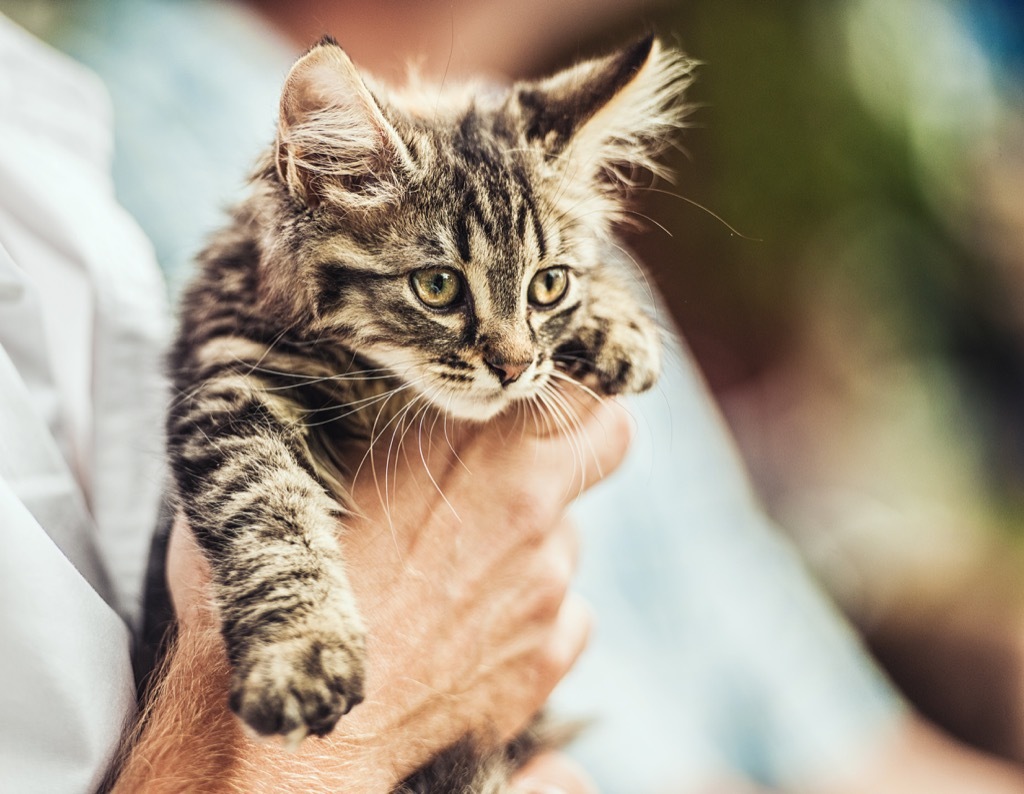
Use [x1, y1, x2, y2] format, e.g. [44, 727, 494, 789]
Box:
[420, 374, 559, 423]
[422, 388, 513, 423]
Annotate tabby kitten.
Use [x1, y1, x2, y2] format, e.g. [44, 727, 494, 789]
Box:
[167, 33, 691, 787]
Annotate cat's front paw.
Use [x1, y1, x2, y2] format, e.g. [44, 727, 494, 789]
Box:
[229, 626, 366, 743]
[556, 314, 662, 396]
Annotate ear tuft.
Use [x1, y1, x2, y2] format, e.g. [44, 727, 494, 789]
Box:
[276, 41, 413, 211]
[516, 36, 696, 193]
[312, 34, 341, 51]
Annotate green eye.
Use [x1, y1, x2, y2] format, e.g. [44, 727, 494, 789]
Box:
[411, 267, 463, 309]
[528, 267, 569, 307]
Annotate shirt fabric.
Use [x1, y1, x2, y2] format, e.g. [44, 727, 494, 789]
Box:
[0, 15, 167, 792]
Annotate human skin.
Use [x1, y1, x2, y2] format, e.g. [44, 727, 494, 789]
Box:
[810, 716, 1024, 794]
[108, 397, 628, 793]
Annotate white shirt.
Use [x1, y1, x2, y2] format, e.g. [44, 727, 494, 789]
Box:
[0, 16, 167, 792]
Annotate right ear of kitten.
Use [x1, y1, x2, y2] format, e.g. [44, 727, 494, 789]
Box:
[166, 33, 694, 791]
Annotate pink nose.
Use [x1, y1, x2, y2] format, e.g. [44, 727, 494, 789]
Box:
[484, 355, 530, 386]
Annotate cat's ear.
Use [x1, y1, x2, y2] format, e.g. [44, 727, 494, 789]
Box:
[276, 37, 413, 211]
[516, 35, 694, 184]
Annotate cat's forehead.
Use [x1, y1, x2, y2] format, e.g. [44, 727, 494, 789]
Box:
[407, 101, 529, 176]
[385, 109, 553, 264]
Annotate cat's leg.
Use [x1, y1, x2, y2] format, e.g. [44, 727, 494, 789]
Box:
[394, 714, 572, 794]
[553, 265, 662, 397]
[168, 370, 365, 741]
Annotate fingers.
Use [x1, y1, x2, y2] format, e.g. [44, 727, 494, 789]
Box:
[497, 592, 592, 743]
[522, 393, 633, 500]
[512, 752, 598, 794]
[350, 395, 633, 547]
[466, 395, 633, 504]
[505, 517, 582, 628]
[558, 394, 633, 494]
[505, 520, 590, 720]
[546, 592, 592, 684]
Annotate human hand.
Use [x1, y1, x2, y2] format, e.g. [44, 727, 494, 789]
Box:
[812, 714, 1024, 794]
[163, 395, 632, 791]
[513, 752, 598, 794]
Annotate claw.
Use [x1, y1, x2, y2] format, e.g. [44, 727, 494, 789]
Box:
[281, 725, 309, 752]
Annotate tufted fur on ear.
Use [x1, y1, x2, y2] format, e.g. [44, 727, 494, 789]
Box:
[276, 37, 414, 211]
[515, 35, 695, 210]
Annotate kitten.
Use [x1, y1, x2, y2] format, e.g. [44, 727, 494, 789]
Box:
[167, 33, 691, 788]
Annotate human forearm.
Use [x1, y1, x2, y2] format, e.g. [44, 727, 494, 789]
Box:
[110, 622, 414, 794]
[112, 621, 600, 794]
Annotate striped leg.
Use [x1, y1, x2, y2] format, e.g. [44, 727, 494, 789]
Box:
[169, 371, 366, 740]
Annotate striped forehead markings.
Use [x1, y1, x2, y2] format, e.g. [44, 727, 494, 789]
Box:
[509, 166, 548, 261]
[445, 120, 553, 317]
[454, 185, 497, 263]
[451, 171, 547, 260]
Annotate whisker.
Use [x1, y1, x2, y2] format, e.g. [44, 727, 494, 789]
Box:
[381, 391, 427, 524]
[533, 387, 582, 501]
[442, 394, 471, 474]
[295, 382, 419, 429]
[545, 382, 603, 502]
[415, 398, 461, 521]
[603, 238, 659, 321]
[547, 369, 605, 405]
[352, 379, 429, 532]
[632, 185, 762, 241]
[252, 368, 399, 392]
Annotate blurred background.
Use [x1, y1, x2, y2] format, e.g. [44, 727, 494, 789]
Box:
[5, 0, 1024, 781]
[630, 0, 1024, 764]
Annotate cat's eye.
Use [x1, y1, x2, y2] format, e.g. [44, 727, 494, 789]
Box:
[411, 267, 464, 309]
[528, 267, 569, 307]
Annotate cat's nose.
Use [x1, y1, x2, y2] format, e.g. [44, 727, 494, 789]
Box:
[484, 355, 530, 386]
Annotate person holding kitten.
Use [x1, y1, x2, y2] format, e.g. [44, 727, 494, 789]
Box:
[0, 12, 598, 794]
[4, 1, 1024, 793]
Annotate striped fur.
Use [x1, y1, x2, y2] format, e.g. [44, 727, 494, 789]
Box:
[167, 35, 691, 789]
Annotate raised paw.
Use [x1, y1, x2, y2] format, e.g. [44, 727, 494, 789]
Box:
[556, 314, 662, 397]
[229, 629, 366, 743]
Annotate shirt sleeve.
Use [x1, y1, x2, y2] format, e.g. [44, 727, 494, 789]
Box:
[0, 477, 135, 794]
[0, 15, 162, 792]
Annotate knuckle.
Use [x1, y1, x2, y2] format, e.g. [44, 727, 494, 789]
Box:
[601, 401, 634, 465]
[534, 648, 567, 686]
[535, 618, 587, 684]
[505, 496, 556, 545]
[529, 560, 571, 621]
